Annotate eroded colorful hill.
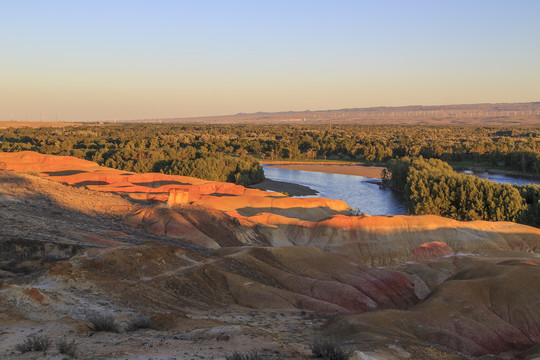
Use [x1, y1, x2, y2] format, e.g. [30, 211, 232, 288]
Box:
[2, 151, 539, 266]
[1, 150, 540, 359]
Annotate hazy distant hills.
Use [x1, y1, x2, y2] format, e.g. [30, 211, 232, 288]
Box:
[2, 102, 538, 128]
[133, 102, 540, 126]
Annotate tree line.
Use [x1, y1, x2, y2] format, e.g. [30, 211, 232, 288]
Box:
[0, 125, 265, 186]
[0, 123, 538, 184]
[384, 157, 540, 227]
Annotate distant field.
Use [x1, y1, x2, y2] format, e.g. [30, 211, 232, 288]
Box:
[0, 121, 80, 129]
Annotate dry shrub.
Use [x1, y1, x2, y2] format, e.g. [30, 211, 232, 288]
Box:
[15, 335, 51, 353]
[310, 337, 353, 360]
[86, 313, 120, 333]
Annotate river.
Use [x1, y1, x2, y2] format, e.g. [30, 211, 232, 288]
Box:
[262, 166, 407, 215]
[459, 170, 540, 186]
[262, 166, 539, 216]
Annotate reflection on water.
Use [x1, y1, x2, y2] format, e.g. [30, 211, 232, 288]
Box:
[262, 166, 407, 216]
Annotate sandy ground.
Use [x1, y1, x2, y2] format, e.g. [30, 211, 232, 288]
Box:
[267, 164, 385, 179]
[261, 161, 363, 165]
[0, 309, 327, 360]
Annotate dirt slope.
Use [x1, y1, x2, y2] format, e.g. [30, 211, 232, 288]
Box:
[325, 256, 540, 357]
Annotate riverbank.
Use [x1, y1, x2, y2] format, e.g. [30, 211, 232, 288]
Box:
[248, 178, 319, 196]
[265, 163, 385, 179]
[262, 161, 540, 183]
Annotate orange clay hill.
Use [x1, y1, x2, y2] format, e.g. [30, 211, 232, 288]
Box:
[2, 150, 540, 359]
[1, 151, 539, 265]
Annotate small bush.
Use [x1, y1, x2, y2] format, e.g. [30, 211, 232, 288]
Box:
[86, 314, 120, 332]
[15, 335, 51, 353]
[226, 351, 264, 360]
[346, 207, 364, 216]
[125, 315, 155, 332]
[56, 337, 77, 358]
[310, 337, 353, 360]
[0, 161, 7, 170]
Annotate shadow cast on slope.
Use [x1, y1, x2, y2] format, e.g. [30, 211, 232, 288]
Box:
[0, 171, 211, 277]
[236, 206, 343, 221]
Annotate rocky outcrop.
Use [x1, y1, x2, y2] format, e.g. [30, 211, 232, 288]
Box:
[0, 151, 100, 173]
[3, 152, 538, 267]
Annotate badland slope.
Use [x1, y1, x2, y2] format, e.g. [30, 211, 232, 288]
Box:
[1, 151, 539, 359]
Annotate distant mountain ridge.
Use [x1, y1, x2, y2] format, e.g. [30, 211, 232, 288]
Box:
[127, 101, 540, 126]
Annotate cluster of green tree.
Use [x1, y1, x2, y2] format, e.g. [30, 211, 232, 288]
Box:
[515, 184, 540, 227]
[155, 155, 264, 186]
[0, 123, 538, 182]
[0, 126, 265, 186]
[384, 157, 539, 226]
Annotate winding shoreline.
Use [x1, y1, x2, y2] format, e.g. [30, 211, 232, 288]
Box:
[251, 163, 386, 196]
[253, 162, 539, 198]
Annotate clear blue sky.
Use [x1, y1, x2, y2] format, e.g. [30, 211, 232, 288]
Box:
[1, 0, 539, 121]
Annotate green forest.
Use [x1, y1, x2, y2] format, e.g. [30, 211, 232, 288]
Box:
[0, 123, 539, 224]
[384, 157, 540, 227]
[1, 123, 539, 171]
[0, 124, 268, 186]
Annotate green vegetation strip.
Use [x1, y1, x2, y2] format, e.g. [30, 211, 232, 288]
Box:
[0, 123, 538, 185]
[385, 157, 540, 227]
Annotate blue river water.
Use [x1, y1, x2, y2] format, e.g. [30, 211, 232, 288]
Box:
[262, 166, 407, 215]
[459, 170, 540, 186]
[262, 166, 539, 216]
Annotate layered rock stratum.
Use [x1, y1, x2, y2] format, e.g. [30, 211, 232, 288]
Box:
[0, 151, 539, 359]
